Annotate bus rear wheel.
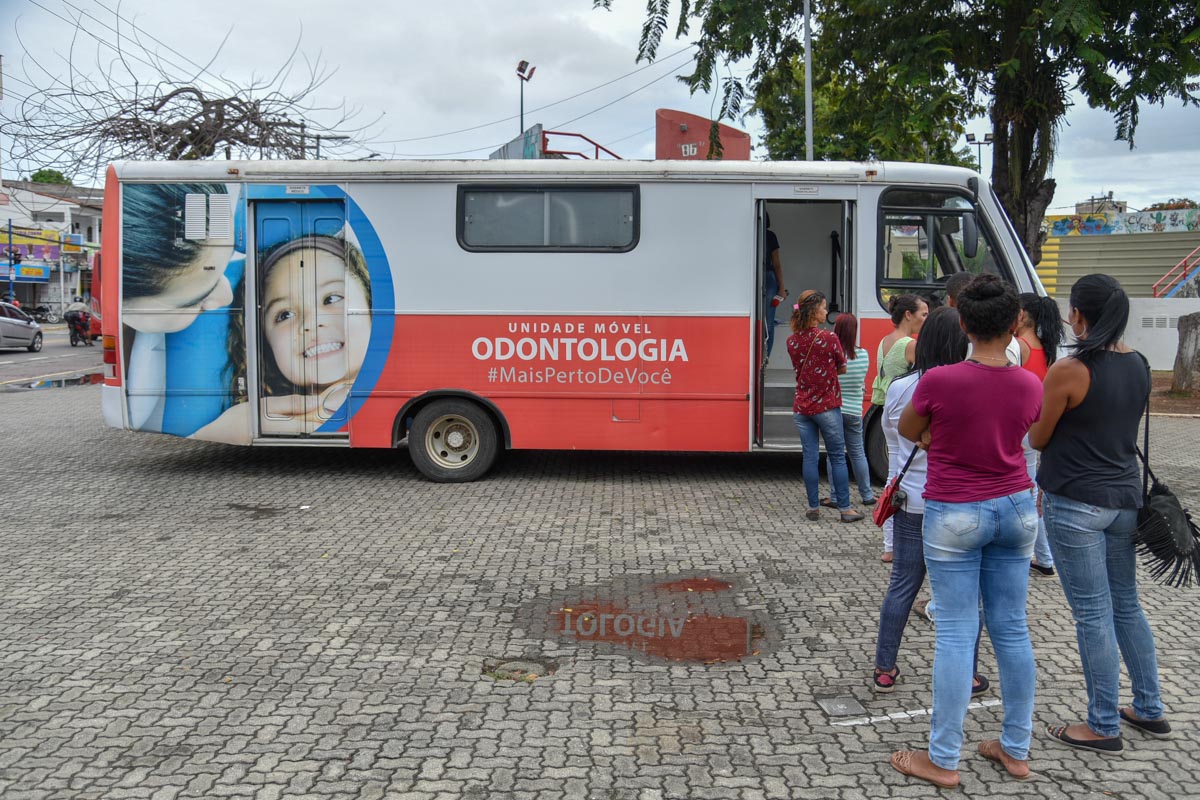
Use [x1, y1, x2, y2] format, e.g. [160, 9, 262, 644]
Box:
[408, 399, 499, 483]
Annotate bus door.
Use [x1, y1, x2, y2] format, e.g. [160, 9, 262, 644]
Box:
[253, 200, 350, 437]
[755, 197, 857, 448]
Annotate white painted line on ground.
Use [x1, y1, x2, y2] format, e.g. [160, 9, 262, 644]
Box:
[0, 368, 103, 386]
[27, 356, 49, 361]
[832, 698, 1002, 728]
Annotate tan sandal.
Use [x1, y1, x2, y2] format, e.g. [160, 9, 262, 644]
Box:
[889, 750, 959, 789]
[978, 739, 1031, 780]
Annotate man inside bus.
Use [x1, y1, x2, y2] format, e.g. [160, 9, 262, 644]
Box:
[763, 212, 788, 361]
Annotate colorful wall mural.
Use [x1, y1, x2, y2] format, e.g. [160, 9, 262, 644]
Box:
[1046, 208, 1200, 237]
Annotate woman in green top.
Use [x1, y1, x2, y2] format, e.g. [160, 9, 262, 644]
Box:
[871, 294, 928, 405]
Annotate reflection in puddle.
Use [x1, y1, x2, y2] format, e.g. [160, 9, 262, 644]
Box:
[528, 573, 771, 664]
[5, 372, 103, 390]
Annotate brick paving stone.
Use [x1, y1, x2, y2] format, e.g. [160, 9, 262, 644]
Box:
[0, 385, 1197, 799]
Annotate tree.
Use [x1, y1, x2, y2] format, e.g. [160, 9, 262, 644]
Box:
[754, 53, 976, 166]
[596, 0, 1200, 264]
[1, 9, 375, 184]
[29, 169, 70, 185]
[1146, 198, 1198, 211]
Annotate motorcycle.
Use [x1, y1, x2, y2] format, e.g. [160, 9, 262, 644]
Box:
[31, 304, 61, 324]
[66, 311, 94, 346]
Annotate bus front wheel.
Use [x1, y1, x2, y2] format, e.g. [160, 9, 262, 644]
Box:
[408, 399, 499, 483]
[865, 410, 889, 484]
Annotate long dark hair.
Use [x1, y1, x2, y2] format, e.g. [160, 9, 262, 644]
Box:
[1069, 274, 1129, 363]
[913, 307, 968, 374]
[833, 312, 858, 359]
[1019, 292, 1065, 365]
[123, 183, 228, 299]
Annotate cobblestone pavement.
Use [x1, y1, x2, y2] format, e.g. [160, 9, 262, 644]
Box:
[2, 385, 1197, 800]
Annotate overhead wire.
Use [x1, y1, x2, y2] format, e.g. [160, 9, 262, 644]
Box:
[367, 44, 698, 146]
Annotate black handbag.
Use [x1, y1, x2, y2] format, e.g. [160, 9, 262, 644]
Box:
[1133, 356, 1200, 588]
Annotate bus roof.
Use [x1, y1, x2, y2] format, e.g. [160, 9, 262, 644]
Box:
[112, 159, 983, 187]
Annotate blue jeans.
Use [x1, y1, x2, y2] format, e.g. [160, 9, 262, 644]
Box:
[793, 409, 851, 510]
[841, 411, 875, 503]
[923, 493, 1037, 770]
[1023, 438, 1054, 568]
[876, 510, 981, 673]
[763, 271, 779, 359]
[1042, 491, 1164, 736]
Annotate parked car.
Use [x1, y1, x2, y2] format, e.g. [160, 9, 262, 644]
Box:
[0, 301, 43, 352]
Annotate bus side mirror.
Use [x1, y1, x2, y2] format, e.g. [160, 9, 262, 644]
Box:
[917, 227, 930, 263]
[962, 213, 979, 259]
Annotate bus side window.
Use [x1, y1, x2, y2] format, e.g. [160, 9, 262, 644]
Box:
[878, 188, 1009, 309]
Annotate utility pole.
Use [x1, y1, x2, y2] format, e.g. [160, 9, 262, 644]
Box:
[6, 219, 14, 303]
[803, 0, 813, 161]
[58, 231, 65, 312]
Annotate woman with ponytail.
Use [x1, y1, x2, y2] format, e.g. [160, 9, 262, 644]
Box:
[1030, 274, 1170, 754]
[1016, 293, 1066, 577]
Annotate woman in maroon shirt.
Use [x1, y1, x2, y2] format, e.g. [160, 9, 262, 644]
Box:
[788, 290, 863, 522]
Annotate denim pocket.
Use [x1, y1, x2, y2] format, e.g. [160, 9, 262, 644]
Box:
[939, 504, 981, 537]
[1013, 495, 1039, 533]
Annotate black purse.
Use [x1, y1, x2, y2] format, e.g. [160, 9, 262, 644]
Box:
[1133, 356, 1200, 588]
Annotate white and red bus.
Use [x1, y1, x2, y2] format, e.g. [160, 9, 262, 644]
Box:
[99, 159, 1044, 481]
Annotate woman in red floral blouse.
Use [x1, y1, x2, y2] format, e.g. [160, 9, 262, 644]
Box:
[789, 290, 864, 522]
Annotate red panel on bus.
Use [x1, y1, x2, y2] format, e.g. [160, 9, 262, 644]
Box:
[350, 315, 752, 451]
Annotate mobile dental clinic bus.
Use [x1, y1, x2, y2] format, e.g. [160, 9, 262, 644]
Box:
[99, 159, 1044, 482]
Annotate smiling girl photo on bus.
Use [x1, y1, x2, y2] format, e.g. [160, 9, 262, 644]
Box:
[194, 233, 372, 442]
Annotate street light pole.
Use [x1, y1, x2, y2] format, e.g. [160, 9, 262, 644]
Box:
[966, 132, 994, 174]
[803, 0, 813, 161]
[517, 61, 536, 135]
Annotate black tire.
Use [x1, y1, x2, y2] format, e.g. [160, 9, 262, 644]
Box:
[408, 399, 500, 483]
[865, 409, 889, 483]
[46, 312, 60, 324]
[27, 333, 43, 353]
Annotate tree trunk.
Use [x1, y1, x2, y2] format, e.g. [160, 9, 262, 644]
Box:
[1172, 312, 1200, 393]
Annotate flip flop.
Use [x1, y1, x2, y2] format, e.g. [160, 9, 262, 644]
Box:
[889, 750, 959, 789]
[1047, 724, 1123, 754]
[978, 740, 1030, 780]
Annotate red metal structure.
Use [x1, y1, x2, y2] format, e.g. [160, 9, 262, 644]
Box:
[1152, 243, 1200, 297]
[655, 109, 751, 160]
[541, 130, 622, 160]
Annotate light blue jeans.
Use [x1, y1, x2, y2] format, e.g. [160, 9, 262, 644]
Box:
[923, 492, 1037, 770]
[1023, 437, 1054, 568]
[840, 411, 875, 503]
[1042, 491, 1164, 737]
[793, 409, 851, 510]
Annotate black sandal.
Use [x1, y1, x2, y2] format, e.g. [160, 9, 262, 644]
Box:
[1047, 724, 1123, 754]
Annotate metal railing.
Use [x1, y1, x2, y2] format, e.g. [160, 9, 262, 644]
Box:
[1152, 243, 1200, 297]
[541, 130, 622, 160]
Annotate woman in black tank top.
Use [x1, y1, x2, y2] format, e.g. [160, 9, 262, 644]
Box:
[1030, 274, 1170, 753]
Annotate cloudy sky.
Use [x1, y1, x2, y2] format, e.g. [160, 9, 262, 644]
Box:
[2, 0, 1196, 212]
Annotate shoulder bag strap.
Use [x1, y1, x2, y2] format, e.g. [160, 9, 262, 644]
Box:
[1136, 352, 1152, 496]
[797, 330, 820, 376]
[895, 444, 920, 482]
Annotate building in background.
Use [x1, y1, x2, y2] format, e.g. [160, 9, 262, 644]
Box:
[0, 180, 102, 308]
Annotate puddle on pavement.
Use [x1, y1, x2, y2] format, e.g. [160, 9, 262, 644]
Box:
[523, 573, 773, 664]
[3, 372, 103, 390]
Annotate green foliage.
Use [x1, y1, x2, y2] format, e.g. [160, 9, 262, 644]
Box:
[29, 169, 70, 185]
[599, 0, 1200, 263]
